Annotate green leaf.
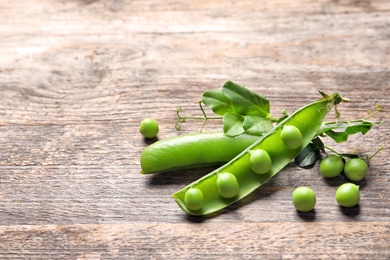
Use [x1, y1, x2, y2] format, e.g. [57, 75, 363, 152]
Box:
[202, 81, 276, 136]
[243, 115, 273, 136]
[323, 130, 349, 143]
[318, 120, 373, 143]
[295, 143, 320, 168]
[221, 81, 271, 117]
[311, 137, 325, 153]
[223, 112, 245, 136]
[295, 137, 324, 168]
[201, 89, 234, 116]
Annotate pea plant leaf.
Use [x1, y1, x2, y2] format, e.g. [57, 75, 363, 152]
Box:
[295, 143, 320, 168]
[201, 81, 278, 136]
[311, 136, 326, 153]
[318, 120, 375, 143]
[223, 112, 245, 136]
[243, 115, 273, 136]
[295, 134, 363, 168]
[221, 81, 271, 118]
[295, 137, 325, 168]
[201, 89, 234, 116]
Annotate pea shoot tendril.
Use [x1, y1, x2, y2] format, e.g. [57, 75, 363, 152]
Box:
[175, 101, 223, 132]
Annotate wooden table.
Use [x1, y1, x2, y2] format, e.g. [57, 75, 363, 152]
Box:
[1, 0, 389, 258]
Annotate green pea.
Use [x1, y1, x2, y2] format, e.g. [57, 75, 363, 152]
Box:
[292, 186, 316, 212]
[139, 118, 159, 138]
[280, 125, 302, 149]
[335, 183, 360, 207]
[216, 172, 239, 198]
[319, 155, 344, 178]
[184, 188, 204, 211]
[344, 158, 368, 181]
[249, 149, 272, 174]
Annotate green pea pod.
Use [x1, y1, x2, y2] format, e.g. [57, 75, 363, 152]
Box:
[140, 133, 260, 174]
[172, 92, 344, 215]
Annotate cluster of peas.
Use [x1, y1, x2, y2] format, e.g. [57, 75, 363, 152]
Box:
[140, 118, 366, 213]
[292, 150, 368, 212]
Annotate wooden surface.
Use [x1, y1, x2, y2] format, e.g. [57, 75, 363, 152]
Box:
[1, 0, 389, 258]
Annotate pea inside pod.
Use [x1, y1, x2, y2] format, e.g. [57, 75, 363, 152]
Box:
[184, 188, 204, 211]
[280, 125, 302, 149]
[249, 149, 272, 174]
[172, 93, 344, 215]
[216, 172, 239, 198]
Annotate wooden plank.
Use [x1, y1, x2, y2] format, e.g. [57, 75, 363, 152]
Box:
[0, 222, 389, 259]
[0, 0, 389, 258]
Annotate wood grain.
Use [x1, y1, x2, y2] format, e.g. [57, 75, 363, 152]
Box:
[0, 222, 389, 259]
[0, 0, 389, 258]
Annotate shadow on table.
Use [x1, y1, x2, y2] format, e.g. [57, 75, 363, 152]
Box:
[321, 174, 368, 190]
[147, 166, 219, 186]
[339, 204, 361, 218]
[296, 210, 316, 222]
[180, 175, 284, 223]
[183, 187, 282, 223]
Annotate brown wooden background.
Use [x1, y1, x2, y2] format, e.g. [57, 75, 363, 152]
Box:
[1, 0, 389, 259]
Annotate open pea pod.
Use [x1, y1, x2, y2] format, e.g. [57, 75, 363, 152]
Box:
[172, 92, 344, 216]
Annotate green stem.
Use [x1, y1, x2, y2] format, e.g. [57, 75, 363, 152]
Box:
[268, 116, 279, 123]
[324, 145, 342, 156]
[363, 103, 382, 120]
[175, 103, 223, 131]
[321, 103, 381, 126]
[323, 119, 380, 125]
[366, 146, 384, 165]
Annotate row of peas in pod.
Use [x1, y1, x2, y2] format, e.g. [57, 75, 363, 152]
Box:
[185, 125, 303, 211]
